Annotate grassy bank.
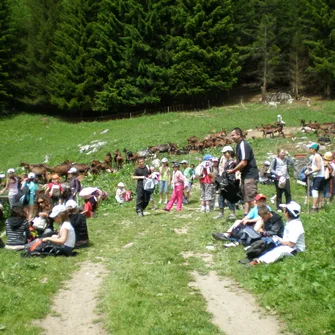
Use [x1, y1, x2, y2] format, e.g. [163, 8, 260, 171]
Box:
[0, 102, 335, 334]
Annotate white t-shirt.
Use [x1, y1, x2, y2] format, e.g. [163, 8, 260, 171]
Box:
[283, 219, 305, 251]
[60, 221, 75, 248]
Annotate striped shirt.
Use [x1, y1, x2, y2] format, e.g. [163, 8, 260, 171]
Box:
[6, 218, 30, 246]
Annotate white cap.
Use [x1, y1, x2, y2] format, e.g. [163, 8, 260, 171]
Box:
[222, 145, 234, 153]
[65, 199, 78, 209]
[68, 167, 78, 174]
[279, 201, 301, 217]
[161, 158, 168, 163]
[264, 160, 271, 166]
[180, 160, 188, 164]
[49, 204, 67, 218]
[211, 157, 219, 162]
[0, 174, 5, 179]
[118, 182, 125, 187]
[28, 172, 35, 178]
[7, 168, 15, 174]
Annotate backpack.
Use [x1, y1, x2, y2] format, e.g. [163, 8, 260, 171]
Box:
[239, 225, 262, 247]
[194, 164, 204, 179]
[298, 166, 307, 182]
[50, 184, 61, 197]
[22, 239, 74, 257]
[124, 190, 133, 202]
[245, 238, 277, 260]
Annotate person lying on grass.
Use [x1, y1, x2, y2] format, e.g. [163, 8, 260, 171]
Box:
[249, 201, 305, 266]
[42, 204, 75, 256]
[212, 193, 271, 247]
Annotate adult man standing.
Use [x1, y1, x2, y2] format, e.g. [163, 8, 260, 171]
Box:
[227, 127, 259, 215]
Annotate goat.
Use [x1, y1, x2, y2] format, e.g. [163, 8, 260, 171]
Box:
[114, 149, 124, 169]
[47, 162, 71, 180]
[123, 149, 134, 164]
[20, 162, 49, 183]
[104, 152, 113, 165]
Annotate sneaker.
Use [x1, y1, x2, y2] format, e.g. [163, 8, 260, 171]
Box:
[137, 211, 144, 217]
[224, 242, 239, 248]
[227, 213, 236, 220]
[270, 197, 276, 204]
[164, 208, 170, 212]
[244, 246, 251, 251]
[158, 200, 162, 204]
[248, 260, 259, 267]
[200, 206, 206, 212]
[212, 232, 229, 241]
[205, 207, 211, 213]
[164, 200, 168, 204]
[213, 213, 224, 220]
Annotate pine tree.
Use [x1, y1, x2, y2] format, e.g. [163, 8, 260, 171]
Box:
[0, 0, 20, 110]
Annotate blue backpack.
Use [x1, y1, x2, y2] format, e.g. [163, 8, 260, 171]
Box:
[298, 166, 307, 182]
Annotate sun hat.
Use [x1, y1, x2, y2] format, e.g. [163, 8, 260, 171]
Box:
[264, 160, 271, 166]
[308, 143, 319, 150]
[203, 154, 212, 161]
[279, 201, 301, 218]
[221, 145, 234, 153]
[180, 160, 188, 164]
[49, 204, 67, 218]
[7, 168, 15, 174]
[211, 157, 219, 162]
[161, 158, 168, 163]
[278, 176, 286, 189]
[323, 152, 333, 161]
[65, 199, 78, 209]
[255, 194, 267, 201]
[68, 167, 78, 174]
[52, 174, 60, 180]
[118, 182, 125, 188]
[28, 172, 35, 179]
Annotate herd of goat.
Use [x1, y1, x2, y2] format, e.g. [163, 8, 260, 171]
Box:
[20, 119, 335, 182]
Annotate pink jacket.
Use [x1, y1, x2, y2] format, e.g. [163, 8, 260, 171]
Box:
[173, 170, 186, 187]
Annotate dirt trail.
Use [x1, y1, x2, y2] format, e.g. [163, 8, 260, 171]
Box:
[35, 262, 108, 335]
[190, 271, 285, 335]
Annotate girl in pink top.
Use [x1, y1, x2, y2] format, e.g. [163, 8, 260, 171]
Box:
[165, 163, 187, 211]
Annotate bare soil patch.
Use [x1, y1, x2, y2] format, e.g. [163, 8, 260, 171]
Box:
[35, 262, 108, 335]
[190, 271, 286, 335]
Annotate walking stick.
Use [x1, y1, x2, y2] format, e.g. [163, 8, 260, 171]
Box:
[306, 175, 310, 214]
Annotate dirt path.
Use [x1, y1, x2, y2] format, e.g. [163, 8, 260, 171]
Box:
[35, 262, 108, 335]
[190, 271, 285, 335]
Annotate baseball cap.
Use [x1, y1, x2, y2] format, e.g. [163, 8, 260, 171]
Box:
[264, 160, 271, 166]
[49, 204, 67, 218]
[279, 201, 301, 217]
[211, 157, 219, 162]
[68, 167, 78, 174]
[308, 143, 319, 150]
[255, 194, 267, 201]
[161, 158, 168, 163]
[28, 172, 35, 179]
[180, 160, 188, 164]
[203, 154, 212, 161]
[222, 145, 234, 153]
[173, 163, 180, 168]
[118, 182, 125, 187]
[65, 200, 78, 209]
[7, 168, 15, 174]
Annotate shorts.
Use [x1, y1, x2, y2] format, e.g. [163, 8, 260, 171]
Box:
[200, 183, 213, 201]
[159, 180, 169, 193]
[242, 178, 258, 202]
[312, 177, 324, 191]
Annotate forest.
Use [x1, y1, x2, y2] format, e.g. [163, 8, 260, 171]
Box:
[1, 0, 334, 116]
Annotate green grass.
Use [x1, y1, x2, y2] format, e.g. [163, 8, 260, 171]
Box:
[0, 102, 335, 334]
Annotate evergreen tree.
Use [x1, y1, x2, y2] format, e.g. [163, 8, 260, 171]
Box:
[167, 0, 239, 98]
[47, 0, 99, 112]
[0, 0, 20, 110]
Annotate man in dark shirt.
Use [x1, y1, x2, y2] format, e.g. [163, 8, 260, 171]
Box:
[256, 205, 284, 237]
[227, 127, 259, 215]
[132, 158, 150, 216]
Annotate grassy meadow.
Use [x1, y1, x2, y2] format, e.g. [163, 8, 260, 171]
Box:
[0, 101, 335, 334]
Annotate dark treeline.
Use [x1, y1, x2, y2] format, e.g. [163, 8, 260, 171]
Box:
[1, 0, 334, 116]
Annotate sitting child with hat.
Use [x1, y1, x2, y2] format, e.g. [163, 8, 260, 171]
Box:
[115, 182, 132, 204]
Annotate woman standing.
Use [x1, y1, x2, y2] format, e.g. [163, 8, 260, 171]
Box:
[132, 158, 151, 217]
[305, 143, 325, 212]
[42, 204, 75, 255]
[270, 149, 294, 211]
[213, 146, 237, 220]
[158, 158, 171, 204]
[0, 168, 19, 208]
[322, 152, 335, 204]
[164, 163, 187, 212]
